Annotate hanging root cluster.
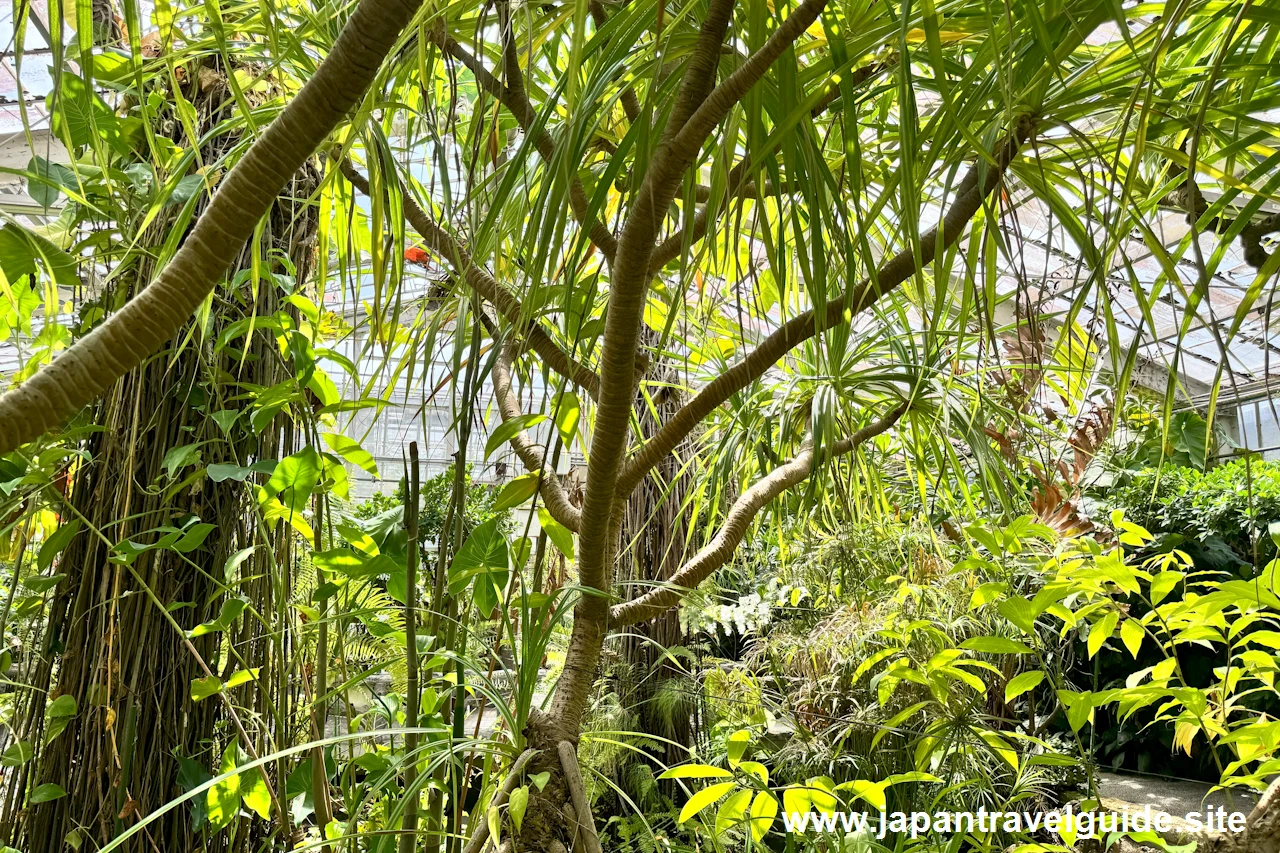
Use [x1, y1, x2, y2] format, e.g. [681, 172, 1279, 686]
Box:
[0, 54, 320, 853]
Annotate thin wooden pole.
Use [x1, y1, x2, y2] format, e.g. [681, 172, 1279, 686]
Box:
[401, 442, 422, 853]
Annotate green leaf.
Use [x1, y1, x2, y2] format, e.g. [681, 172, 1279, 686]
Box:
[852, 648, 897, 683]
[885, 771, 942, 786]
[529, 771, 550, 792]
[223, 547, 257, 582]
[30, 783, 67, 804]
[0, 223, 80, 287]
[845, 779, 888, 812]
[658, 764, 732, 779]
[748, 792, 778, 840]
[979, 731, 1019, 769]
[1, 741, 33, 767]
[1096, 551, 1141, 595]
[997, 597, 1038, 633]
[961, 636, 1035, 655]
[1150, 571, 1183, 605]
[554, 391, 581, 446]
[211, 410, 240, 434]
[1120, 619, 1144, 658]
[187, 598, 248, 639]
[493, 471, 541, 512]
[37, 521, 81, 573]
[161, 443, 204, 479]
[805, 777, 838, 813]
[449, 517, 509, 596]
[472, 571, 500, 616]
[352, 752, 392, 779]
[538, 508, 575, 560]
[313, 548, 395, 580]
[259, 448, 322, 513]
[1059, 690, 1094, 732]
[1117, 520, 1154, 547]
[678, 781, 736, 824]
[174, 751, 213, 827]
[22, 573, 65, 594]
[716, 788, 752, 836]
[510, 536, 532, 572]
[1172, 414, 1208, 466]
[969, 581, 1007, 609]
[167, 174, 206, 208]
[240, 766, 272, 820]
[48, 72, 121, 149]
[191, 676, 223, 702]
[44, 695, 77, 744]
[782, 785, 809, 816]
[207, 743, 241, 831]
[966, 524, 1004, 555]
[1088, 611, 1119, 658]
[726, 729, 751, 766]
[485, 414, 547, 460]
[323, 433, 379, 477]
[26, 156, 75, 210]
[261, 494, 317, 542]
[508, 785, 529, 832]
[208, 464, 254, 482]
[174, 523, 216, 553]
[488, 804, 502, 847]
[1005, 670, 1045, 703]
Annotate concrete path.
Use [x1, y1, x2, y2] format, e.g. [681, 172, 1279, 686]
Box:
[1099, 771, 1258, 816]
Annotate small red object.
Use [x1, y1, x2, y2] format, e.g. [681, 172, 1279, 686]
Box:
[404, 247, 431, 264]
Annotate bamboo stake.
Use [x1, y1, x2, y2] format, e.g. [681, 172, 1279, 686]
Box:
[401, 442, 422, 853]
[424, 493, 457, 853]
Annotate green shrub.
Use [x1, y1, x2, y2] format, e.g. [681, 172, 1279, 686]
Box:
[352, 462, 506, 543]
[1105, 458, 1280, 566]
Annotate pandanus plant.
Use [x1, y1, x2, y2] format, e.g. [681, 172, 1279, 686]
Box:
[4, 0, 1280, 850]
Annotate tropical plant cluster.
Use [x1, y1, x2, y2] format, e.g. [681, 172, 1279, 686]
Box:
[0, 0, 1278, 852]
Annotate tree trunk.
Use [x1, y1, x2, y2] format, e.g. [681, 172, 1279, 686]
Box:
[616, 340, 695, 792]
[10, 57, 319, 852]
[1199, 778, 1280, 853]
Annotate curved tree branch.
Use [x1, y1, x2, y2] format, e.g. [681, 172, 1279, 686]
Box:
[497, 0, 526, 109]
[338, 159, 602, 400]
[660, 0, 736, 145]
[428, 26, 621, 261]
[609, 401, 909, 627]
[0, 0, 424, 456]
[552, 0, 798, 734]
[657, 0, 831, 190]
[573, 0, 832, 604]
[649, 59, 893, 274]
[492, 337, 583, 532]
[589, 0, 642, 125]
[1159, 160, 1280, 269]
[618, 115, 1038, 499]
